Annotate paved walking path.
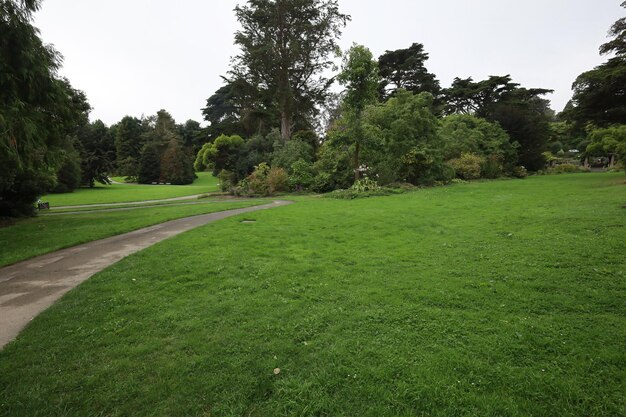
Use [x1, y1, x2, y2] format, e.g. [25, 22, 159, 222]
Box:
[0, 201, 292, 349]
[52, 193, 210, 210]
[44, 199, 259, 216]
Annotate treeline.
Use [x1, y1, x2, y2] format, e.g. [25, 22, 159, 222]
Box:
[51, 110, 204, 194]
[2, 0, 624, 216]
[195, 0, 624, 196]
[1, 0, 204, 216]
[198, 1, 624, 196]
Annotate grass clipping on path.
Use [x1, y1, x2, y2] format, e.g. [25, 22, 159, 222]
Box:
[1, 173, 625, 416]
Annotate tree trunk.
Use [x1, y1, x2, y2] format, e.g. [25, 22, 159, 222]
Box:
[354, 141, 361, 182]
[281, 111, 292, 142]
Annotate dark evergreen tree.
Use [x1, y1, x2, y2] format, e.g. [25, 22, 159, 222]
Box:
[378, 43, 441, 101]
[115, 116, 145, 179]
[138, 144, 162, 184]
[77, 120, 115, 187]
[160, 137, 195, 185]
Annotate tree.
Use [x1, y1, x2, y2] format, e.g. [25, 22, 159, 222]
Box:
[202, 78, 278, 139]
[51, 138, 82, 193]
[138, 143, 161, 184]
[178, 119, 206, 153]
[443, 75, 553, 170]
[1, 0, 91, 215]
[194, 134, 245, 178]
[160, 137, 195, 184]
[378, 43, 440, 101]
[115, 116, 145, 179]
[585, 125, 626, 170]
[438, 114, 518, 169]
[568, 58, 626, 127]
[363, 90, 443, 185]
[566, 3, 626, 127]
[337, 44, 380, 181]
[232, 0, 350, 141]
[136, 110, 196, 184]
[599, 1, 626, 57]
[76, 120, 115, 187]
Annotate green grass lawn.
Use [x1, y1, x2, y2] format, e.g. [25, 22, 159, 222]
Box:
[0, 200, 266, 268]
[42, 172, 220, 207]
[1, 173, 624, 416]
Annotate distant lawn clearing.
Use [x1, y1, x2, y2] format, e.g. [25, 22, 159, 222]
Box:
[42, 172, 219, 207]
[1, 173, 624, 416]
[0, 200, 266, 268]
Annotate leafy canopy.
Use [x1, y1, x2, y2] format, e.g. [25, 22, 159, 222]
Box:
[231, 0, 350, 140]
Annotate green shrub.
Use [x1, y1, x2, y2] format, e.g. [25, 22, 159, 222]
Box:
[267, 167, 289, 194]
[289, 159, 314, 191]
[448, 153, 485, 180]
[481, 155, 504, 179]
[547, 164, 584, 174]
[272, 139, 314, 169]
[323, 188, 401, 200]
[235, 163, 288, 196]
[351, 177, 381, 192]
[311, 172, 334, 193]
[513, 166, 528, 178]
[218, 170, 235, 192]
[245, 163, 271, 196]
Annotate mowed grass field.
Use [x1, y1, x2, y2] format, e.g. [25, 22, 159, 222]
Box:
[0, 173, 624, 416]
[42, 172, 220, 207]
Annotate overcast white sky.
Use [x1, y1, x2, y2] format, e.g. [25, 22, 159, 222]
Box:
[34, 0, 623, 126]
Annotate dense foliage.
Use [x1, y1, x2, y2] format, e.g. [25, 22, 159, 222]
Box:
[231, 0, 349, 141]
[0, 0, 90, 215]
[5, 0, 625, 213]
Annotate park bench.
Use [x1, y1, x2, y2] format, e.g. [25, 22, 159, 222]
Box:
[37, 201, 50, 210]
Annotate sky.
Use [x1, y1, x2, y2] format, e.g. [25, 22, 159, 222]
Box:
[34, 0, 624, 126]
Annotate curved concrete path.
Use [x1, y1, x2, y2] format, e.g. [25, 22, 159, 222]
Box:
[44, 199, 260, 216]
[0, 200, 292, 349]
[52, 193, 209, 210]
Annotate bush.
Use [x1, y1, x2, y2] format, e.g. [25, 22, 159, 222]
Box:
[481, 155, 504, 179]
[323, 188, 402, 200]
[351, 177, 381, 192]
[218, 170, 235, 192]
[547, 164, 585, 174]
[448, 153, 485, 180]
[267, 167, 289, 194]
[323, 177, 407, 200]
[513, 166, 528, 178]
[272, 139, 314, 169]
[236, 163, 288, 196]
[245, 162, 271, 196]
[289, 159, 314, 191]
